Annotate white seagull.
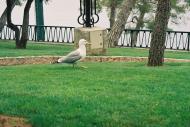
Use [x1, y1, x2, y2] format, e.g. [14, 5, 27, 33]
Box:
[57, 39, 89, 67]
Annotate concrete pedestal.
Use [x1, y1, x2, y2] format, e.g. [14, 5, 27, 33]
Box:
[74, 27, 108, 55]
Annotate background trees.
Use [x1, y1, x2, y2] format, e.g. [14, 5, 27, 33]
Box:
[104, 0, 188, 30]
[107, 0, 136, 47]
[19, 0, 34, 48]
[103, 0, 188, 66]
[6, 0, 21, 48]
[5, 0, 48, 49]
[103, 0, 189, 47]
[0, 0, 21, 32]
[6, 0, 34, 49]
[99, 0, 123, 28]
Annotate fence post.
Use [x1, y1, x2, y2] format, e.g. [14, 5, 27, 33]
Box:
[187, 33, 190, 51]
[130, 30, 133, 47]
[34, 26, 37, 42]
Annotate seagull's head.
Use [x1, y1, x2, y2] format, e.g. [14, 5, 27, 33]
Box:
[79, 39, 89, 47]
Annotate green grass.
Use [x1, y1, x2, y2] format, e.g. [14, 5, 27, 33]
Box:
[0, 40, 189, 59]
[107, 48, 190, 59]
[0, 62, 190, 127]
[0, 40, 73, 57]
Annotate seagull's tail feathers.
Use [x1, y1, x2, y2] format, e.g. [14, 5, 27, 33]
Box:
[58, 57, 66, 63]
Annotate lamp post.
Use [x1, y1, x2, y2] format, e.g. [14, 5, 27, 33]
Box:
[35, 0, 45, 41]
[78, 0, 99, 27]
[75, 0, 107, 55]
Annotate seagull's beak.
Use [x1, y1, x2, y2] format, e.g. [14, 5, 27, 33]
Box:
[86, 41, 91, 45]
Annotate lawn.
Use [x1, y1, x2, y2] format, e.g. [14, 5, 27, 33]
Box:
[0, 40, 190, 127]
[0, 62, 190, 127]
[0, 40, 189, 59]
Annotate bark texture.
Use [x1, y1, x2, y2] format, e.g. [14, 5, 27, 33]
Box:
[6, 0, 33, 49]
[107, 0, 136, 47]
[131, 11, 145, 47]
[0, 9, 8, 32]
[19, 0, 34, 49]
[0, 2, 16, 32]
[148, 0, 171, 66]
[6, 0, 20, 48]
[109, 0, 117, 28]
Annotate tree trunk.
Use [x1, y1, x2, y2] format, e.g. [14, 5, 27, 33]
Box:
[19, 0, 34, 49]
[148, 0, 171, 66]
[0, 9, 8, 32]
[0, 2, 16, 32]
[6, 0, 20, 48]
[131, 11, 145, 47]
[109, 0, 117, 28]
[107, 0, 136, 47]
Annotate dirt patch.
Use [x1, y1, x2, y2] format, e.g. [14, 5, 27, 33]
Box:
[0, 115, 32, 127]
[0, 56, 59, 66]
[0, 56, 189, 66]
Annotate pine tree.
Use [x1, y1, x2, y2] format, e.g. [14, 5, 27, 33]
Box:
[148, 0, 171, 66]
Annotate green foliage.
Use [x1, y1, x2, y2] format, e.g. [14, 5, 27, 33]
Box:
[145, 20, 155, 30]
[135, 0, 155, 13]
[99, 0, 190, 29]
[170, 0, 188, 23]
[15, 0, 22, 5]
[143, 0, 189, 29]
[187, 0, 190, 4]
[171, 0, 187, 13]
[99, 0, 123, 8]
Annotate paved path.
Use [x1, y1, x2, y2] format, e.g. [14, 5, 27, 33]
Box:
[0, 56, 190, 66]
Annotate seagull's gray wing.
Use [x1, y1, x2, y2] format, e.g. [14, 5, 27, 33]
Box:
[58, 50, 82, 63]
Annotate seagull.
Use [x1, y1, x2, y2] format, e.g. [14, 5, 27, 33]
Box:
[57, 39, 89, 67]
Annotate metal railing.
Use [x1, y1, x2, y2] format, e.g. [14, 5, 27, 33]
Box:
[116, 29, 190, 51]
[0, 25, 74, 43]
[0, 25, 190, 51]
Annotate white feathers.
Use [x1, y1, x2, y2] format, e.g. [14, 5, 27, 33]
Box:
[58, 39, 88, 64]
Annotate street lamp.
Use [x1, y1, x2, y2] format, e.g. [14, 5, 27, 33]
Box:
[75, 0, 107, 55]
[35, 0, 45, 41]
[78, 0, 99, 27]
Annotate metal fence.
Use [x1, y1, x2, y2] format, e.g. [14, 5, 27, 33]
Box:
[0, 25, 75, 43]
[0, 25, 190, 51]
[117, 29, 190, 51]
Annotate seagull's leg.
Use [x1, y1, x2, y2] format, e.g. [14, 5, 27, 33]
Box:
[73, 63, 77, 68]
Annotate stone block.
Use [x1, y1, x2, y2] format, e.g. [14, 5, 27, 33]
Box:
[74, 27, 108, 55]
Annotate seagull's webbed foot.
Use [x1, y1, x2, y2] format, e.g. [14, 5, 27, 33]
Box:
[80, 66, 88, 69]
[72, 62, 88, 69]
